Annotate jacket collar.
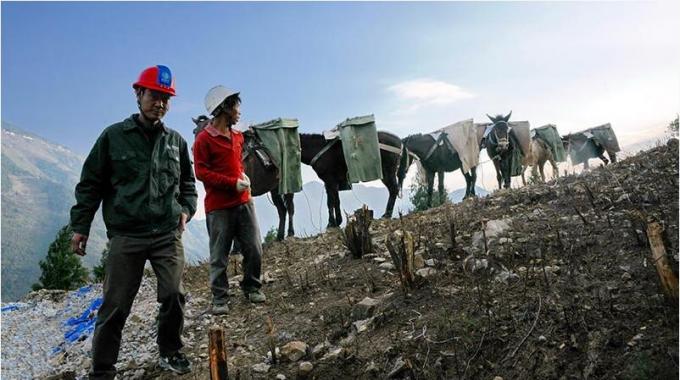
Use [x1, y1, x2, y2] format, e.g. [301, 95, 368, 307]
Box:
[205, 123, 240, 139]
[123, 114, 168, 134]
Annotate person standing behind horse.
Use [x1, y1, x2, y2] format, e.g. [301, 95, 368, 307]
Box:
[70, 65, 198, 378]
[193, 86, 266, 315]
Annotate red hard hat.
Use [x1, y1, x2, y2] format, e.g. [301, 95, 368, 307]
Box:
[132, 65, 176, 96]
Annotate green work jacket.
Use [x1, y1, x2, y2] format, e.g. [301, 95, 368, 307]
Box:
[70, 115, 197, 238]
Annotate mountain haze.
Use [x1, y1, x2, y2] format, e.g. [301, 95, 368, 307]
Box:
[0, 123, 209, 301]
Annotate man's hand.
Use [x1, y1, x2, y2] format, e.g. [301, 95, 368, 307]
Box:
[71, 233, 88, 256]
[236, 173, 251, 192]
[179, 212, 188, 233]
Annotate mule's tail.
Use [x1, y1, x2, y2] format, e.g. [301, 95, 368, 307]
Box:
[397, 144, 413, 190]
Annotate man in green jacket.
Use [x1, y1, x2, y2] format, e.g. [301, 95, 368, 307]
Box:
[70, 65, 197, 379]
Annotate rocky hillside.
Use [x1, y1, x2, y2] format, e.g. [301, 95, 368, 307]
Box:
[2, 138, 678, 379]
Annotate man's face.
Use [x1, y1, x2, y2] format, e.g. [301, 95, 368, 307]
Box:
[138, 89, 171, 121]
[225, 103, 241, 126]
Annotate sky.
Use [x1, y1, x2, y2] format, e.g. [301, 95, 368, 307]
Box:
[2, 1, 679, 199]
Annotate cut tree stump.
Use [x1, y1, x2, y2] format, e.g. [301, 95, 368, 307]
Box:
[386, 229, 416, 290]
[209, 326, 229, 380]
[646, 221, 678, 303]
[344, 206, 374, 258]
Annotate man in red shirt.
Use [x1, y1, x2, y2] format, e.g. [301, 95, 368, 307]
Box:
[193, 86, 266, 314]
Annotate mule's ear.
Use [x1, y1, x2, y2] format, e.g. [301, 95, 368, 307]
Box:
[505, 111, 512, 121]
[192, 117, 198, 124]
[486, 114, 494, 122]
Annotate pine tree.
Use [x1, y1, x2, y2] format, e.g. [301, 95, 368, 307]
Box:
[409, 181, 449, 212]
[92, 241, 110, 282]
[32, 225, 89, 291]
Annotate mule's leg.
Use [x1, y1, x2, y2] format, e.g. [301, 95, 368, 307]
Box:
[539, 162, 546, 182]
[333, 188, 343, 227]
[284, 193, 295, 237]
[583, 160, 590, 171]
[325, 183, 337, 228]
[549, 158, 559, 179]
[598, 154, 609, 166]
[437, 171, 446, 205]
[270, 189, 286, 241]
[426, 170, 435, 208]
[462, 169, 472, 199]
[468, 167, 477, 197]
[501, 158, 511, 189]
[608, 151, 617, 163]
[381, 175, 398, 219]
[460, 167, 477, 199]
[493, 160, 502, 189]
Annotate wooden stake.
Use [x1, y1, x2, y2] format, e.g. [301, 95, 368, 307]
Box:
[209, 326, 229, 380]
[646, 222, 678, 303]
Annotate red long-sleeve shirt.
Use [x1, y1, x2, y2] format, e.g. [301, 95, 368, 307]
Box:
[193, 124, 250, 213]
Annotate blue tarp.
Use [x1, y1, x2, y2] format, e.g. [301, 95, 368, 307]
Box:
[1, 304, 24, 313]
[73, 285, 93, 297]
[64, 297, 103, 344]
[47, 285, 103, 355]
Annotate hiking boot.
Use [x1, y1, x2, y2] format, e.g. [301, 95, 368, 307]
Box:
[245, 289, 266, 303]
[210, 304, 229, 315]
[159, 352, 192, 374]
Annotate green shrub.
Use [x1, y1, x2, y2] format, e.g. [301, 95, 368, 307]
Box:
[263, 226, 279, 245]
[409, 181, 449, 212]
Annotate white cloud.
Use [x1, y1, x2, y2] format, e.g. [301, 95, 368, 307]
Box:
[387, 79, 475, 113]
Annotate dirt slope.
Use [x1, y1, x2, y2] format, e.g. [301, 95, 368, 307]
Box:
[43, 139, 679, 380]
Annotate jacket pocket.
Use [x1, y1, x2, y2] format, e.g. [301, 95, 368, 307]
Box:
[110, 151, 139, 185]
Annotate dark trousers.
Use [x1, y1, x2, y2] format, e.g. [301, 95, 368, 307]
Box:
[89, 230, 186, 380]
[206, 201, 262, 306]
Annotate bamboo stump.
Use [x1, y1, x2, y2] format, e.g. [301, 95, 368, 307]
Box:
[386, 229, 416, 290]
[447, 209, 456, 247]
[646, 222, 678, 303]
[344, 206, 374, 258]
[209, 326, 229, 380]
[265, 316, 277, 364]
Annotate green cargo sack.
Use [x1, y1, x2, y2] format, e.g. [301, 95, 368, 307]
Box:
[251, 118, 303, 194]
[588, 123, 620, 153]
[337, 114, 383, 183]
[533, 124, 567, 162]
[509, 132, 525, 177]
[565, 123, 620, 165]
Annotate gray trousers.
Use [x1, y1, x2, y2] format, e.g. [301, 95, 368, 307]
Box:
[206, 201, 262, 306]
[89, 230, 186, 380]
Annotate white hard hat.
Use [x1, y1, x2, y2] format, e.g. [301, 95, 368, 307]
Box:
[205, 85, 239, 116]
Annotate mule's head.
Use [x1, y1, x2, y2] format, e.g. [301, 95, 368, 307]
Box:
[192, 115, 211, 136]
[487, 111, 512, 152]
